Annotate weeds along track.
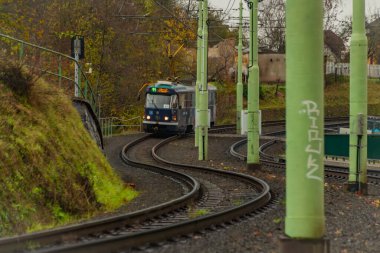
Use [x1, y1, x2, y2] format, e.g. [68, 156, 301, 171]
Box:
[1, 134, 271, 253]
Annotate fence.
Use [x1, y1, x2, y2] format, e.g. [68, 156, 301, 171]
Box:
[100, 116, 143, 137]
[0, 33, 98, 115]
[326, 62, 380, 78]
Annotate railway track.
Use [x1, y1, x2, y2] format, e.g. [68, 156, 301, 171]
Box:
[0, 134, 200, 253]
[0, 133, 272, 253]
[230, 137, 380, 185]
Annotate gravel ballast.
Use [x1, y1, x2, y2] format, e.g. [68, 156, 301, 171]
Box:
[105, 134, 380, 253]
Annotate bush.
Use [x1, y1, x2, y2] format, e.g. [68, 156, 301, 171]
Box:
[0, 64, 34, 98]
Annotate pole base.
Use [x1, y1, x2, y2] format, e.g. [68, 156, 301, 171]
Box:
[247, 163, 261, 170]
[345, 182, 368, 195]
[279, 236, 330, 253]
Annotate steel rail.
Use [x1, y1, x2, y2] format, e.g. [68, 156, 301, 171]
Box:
[32, 135, 271, 253]
[0, 135, 200, 253]
[230, 138, 380, 185]
[230, 118, 350, 161]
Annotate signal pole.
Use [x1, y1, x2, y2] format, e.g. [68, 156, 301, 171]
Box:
[195, 0, 203, 147]
[347, 0, 368, 194]
[281, 0, 328, 251]
[236, 0, 243, 134]
[199, 0, 209, 160]
[247, 0, 260, 169]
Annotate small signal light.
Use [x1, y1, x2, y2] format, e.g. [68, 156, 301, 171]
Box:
[147, 115, 151, 120]
[164, 116, 169, 121]
[172, 115, 177, 121]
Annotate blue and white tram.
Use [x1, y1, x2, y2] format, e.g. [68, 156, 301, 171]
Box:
[143, 81, 217, 134]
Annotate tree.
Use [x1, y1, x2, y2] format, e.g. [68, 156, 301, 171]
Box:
[258, 0, 285, 53]
[258, 0, 343, 53]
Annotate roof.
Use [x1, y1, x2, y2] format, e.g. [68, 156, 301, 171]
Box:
[151, 81, 216, 93]
[324, 30, 345, 58]
[368, 18, 380, 29]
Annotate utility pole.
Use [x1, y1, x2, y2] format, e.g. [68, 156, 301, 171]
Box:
[236, 0, 243, 134]
[280, 0, 328, 252]
[247, 0, 260, 169]
[347, 0, 368, 194]
[71, 35, 84, 97]
[199, 0, 209, 160]
[195, 0, 203, 147]
[74, 51, 80, 97]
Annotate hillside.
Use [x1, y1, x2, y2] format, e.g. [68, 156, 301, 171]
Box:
[0, 65, 137, 236]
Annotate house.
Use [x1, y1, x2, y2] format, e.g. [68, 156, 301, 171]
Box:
[324, 30, 346, 63]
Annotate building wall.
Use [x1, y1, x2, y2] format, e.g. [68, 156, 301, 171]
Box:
[258, 54, 286, 83]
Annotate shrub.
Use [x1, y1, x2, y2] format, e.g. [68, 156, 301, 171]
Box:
[0, 64, 34, 99]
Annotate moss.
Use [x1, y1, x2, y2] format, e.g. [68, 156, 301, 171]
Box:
[0, 66, 137, 236]
[189, 209, 210, 218]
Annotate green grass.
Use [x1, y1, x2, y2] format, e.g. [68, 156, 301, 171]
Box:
[189, 209, 210, 218]
[0, 65, 138, 236]
[214, 79, 380, 123]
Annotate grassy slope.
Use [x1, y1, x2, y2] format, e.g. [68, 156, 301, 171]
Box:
[0, 68, 137, 236]
[215, 79, 380, 123]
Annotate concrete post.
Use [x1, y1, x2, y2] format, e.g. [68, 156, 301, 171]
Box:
[195, 0, 203, 147]
[247, 0, 260, 169]
[75, 54, 80, 97]
[281, 0, 328, 251]
[347, 0, 368, 194]
[236, 0, 244, 134]
[198, 0, 209, 160]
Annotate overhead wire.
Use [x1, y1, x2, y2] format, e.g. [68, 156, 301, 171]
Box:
[221, 0, 237, 21]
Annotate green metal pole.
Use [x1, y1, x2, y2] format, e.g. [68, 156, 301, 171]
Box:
[348, 0, 368, 194]
[195, 0, 203, 147]
[199, 0, 208, 160]
[19, 42, 24, 62]
[58, 56, 62, 88]
[285, 0, 325, 239]
[84, 80, 88, 100]
[236, 0, 243, 134]
[247, 0, 260, 169]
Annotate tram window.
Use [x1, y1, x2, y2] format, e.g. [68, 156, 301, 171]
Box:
[146, 94, 172, 109]
[185, 93, 192, 107]
[179, 94, 186, 108]
[209, 92, 214, 105]
[170, 95, 178, 109]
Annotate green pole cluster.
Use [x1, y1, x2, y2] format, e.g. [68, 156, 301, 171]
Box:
[285, 0, 325, 238]
[247, 0, 260, 169]
[195, 0, 203, 147]
[348, 0, 368, 194]
[236, 0, 243, 134]
[198, 0, 209, 160]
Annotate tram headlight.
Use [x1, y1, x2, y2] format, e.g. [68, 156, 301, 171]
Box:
[146, 115, 151, 120]
[164, 116, 169, 121]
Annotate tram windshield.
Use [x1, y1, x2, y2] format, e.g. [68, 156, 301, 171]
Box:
[146, 94, 178, 109]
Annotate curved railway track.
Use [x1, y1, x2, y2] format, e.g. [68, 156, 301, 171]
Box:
[0, 135, 200, 253]
[230, 136, 380, 185]
[0, 132, 272, 253]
